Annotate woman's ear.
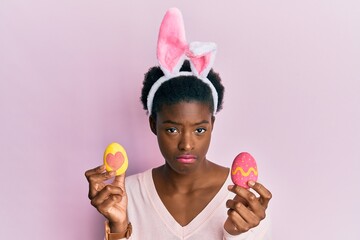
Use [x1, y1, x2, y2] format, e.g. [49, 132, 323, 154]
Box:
[149, 116, 157, 135]
[211, 116, 215, 131]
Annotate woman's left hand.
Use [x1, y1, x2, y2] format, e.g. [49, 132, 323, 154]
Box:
[224, 181, 272, 235]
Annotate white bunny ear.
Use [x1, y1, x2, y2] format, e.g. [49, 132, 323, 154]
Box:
[187, 42, 217, 77]
[156, 8, 217, 78]
[157, 8, 188, 76]
[148, 8, 220, 116]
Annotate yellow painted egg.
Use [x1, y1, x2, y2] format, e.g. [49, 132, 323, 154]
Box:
[103, 142, 128, 176]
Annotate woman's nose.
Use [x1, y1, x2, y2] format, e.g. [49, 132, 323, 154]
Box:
[178, 132, 194, 151]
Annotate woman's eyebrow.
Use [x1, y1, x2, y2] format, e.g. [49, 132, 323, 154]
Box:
[162, 120, 180, 125]
[193, 120, 210, 125]
[161, 120, 209, 125]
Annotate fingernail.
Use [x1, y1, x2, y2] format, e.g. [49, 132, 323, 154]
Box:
[227, 185, 234, 190]
[248, 180, 255, 187]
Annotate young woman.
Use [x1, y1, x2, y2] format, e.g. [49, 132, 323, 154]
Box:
[85, 8, 272, 240]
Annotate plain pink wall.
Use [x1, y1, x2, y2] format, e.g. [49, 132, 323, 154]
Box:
[1, 0, 359, 239]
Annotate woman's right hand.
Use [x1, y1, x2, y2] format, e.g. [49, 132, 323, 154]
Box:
[85, 165, 128, 233]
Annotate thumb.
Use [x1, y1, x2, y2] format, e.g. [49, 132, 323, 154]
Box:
[112, 173, 126, 188]
[224, 218, 237, 235]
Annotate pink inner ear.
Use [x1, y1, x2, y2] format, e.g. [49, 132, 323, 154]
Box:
[190, 53, 211, 75]
[157, 8, 187, 74]
[160, 38, 187, 73]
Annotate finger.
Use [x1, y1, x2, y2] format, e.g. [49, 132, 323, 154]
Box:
[248, 181, 272, 209]
[226, 199, 254, 218]
[228, 185, 258, 206]
[113, 173, 126, 188]
[227, 208, 253, 233]
[85, 165, 106, 179]
[226, 200, 261, 231]
[228, 185, 265, 218]
[88, 171, 116, 199]
[88, 170, 116, 185]
[224, 218, 238, 235]
[97, 194, 122, 215]
[91, 185, 124, 207]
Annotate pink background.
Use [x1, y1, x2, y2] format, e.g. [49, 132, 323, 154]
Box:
[1, 0, 359, 239]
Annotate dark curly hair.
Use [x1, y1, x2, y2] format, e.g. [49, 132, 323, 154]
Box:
[140, 60, 224, 117]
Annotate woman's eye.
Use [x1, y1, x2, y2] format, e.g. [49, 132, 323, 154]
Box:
[166, 128, 178, 134]
[195, 128, 206, 134]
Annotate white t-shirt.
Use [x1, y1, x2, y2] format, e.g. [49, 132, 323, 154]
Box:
[122, 169, 271, 240]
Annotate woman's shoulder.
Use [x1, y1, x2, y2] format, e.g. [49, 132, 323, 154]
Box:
[125, 168, 153, 187]
[208, 161, 230, 182]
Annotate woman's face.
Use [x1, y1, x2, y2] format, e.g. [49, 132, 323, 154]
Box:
[150, 101, 215, 175]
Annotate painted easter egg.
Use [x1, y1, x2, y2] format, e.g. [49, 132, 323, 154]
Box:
[103, 142, 128, 176]
[231, 152, 258, 188]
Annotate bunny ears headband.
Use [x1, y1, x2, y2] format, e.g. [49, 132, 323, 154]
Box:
[146, 8, 219, 115]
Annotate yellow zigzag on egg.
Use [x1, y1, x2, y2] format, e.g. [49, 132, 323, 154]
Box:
[232, 167, 258, 176]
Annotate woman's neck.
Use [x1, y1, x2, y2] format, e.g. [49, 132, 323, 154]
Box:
[153, 160, 226, 194]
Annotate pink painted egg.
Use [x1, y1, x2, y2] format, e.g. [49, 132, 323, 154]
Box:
[231, 152, 258, 188]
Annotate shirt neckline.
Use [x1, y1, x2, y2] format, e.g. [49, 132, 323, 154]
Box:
[143, 168, 231, 238]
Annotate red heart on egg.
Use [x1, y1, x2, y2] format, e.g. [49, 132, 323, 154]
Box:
[105, 152, 124, 170]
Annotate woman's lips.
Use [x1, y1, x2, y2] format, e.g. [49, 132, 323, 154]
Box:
[176, 154, 197, 164]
